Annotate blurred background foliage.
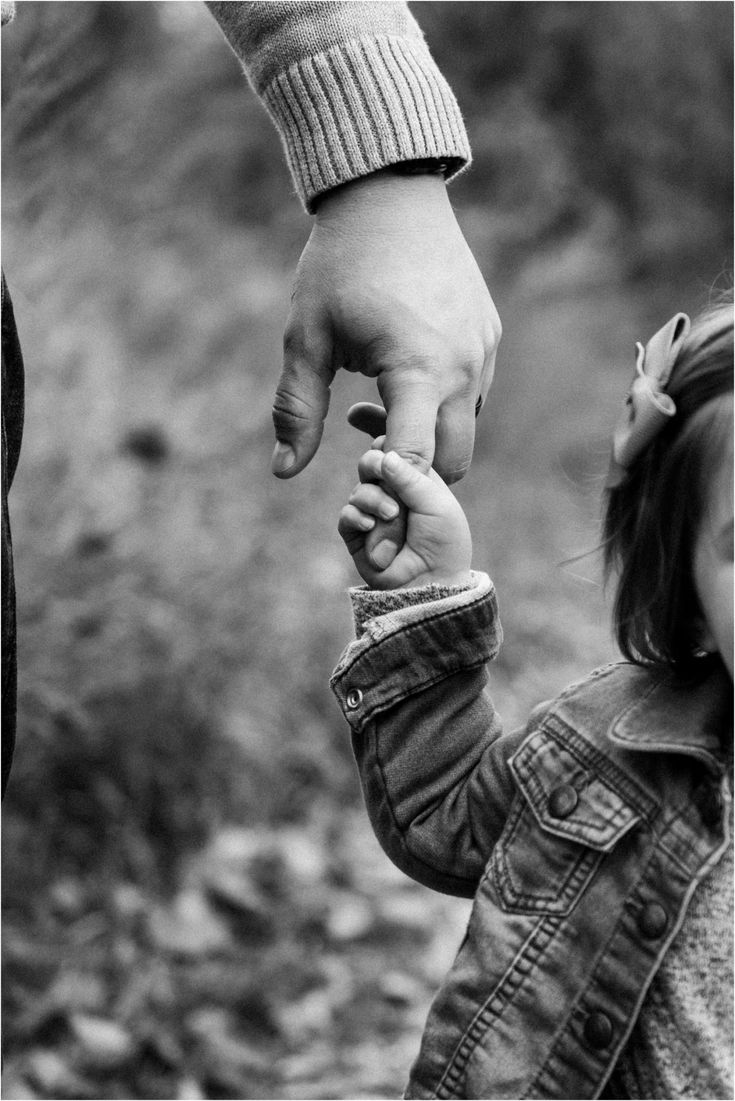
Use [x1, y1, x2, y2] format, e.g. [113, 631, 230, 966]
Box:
[1, 3, 732, 1098]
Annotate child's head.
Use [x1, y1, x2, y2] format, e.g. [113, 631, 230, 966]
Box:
[603, 300, 733, 679]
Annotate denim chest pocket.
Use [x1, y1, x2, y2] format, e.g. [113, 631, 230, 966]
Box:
[490, 727, 642, 915]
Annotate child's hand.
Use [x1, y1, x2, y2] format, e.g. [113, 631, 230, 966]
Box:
[339, 447, 472, 590]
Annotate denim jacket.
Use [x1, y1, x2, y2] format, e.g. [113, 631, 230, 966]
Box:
[330, 574, 732, 1099]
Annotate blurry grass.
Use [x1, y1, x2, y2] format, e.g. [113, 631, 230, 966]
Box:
[4, 210, 362, 876]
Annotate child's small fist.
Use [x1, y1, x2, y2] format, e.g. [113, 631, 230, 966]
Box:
[338, 449, 472, 590]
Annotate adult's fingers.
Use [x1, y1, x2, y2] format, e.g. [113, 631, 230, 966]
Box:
[431, 336, 497, 481]
[347, 402, 387, 439]
[433, 400, 476, 485]
[271, 335, 334, 478]
[474, 341, 498, 422]
[380, 374, 440, 474]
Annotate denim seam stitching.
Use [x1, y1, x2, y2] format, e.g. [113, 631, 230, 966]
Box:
[533, 719, 659, 822]
[333, 589, 495, 681]
[523, 821, 721, 1099]
[357, 656, 491, 731]
[513, 742, 639, 845]
[433, 913, 564, 1098]
[607, 676, 723, 767]
[654, 800, 722, 875]
[372, 711, 487, 894]
[491, 796, 605, 914]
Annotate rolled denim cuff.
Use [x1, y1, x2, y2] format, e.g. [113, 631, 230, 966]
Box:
[350, 577, 477, 637]
[331, 572, 501, 732]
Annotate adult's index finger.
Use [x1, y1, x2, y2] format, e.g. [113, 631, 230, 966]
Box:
[382, 381, 439, 473]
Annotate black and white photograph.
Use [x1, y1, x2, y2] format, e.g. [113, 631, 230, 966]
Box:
[2, 3, 733, 1099]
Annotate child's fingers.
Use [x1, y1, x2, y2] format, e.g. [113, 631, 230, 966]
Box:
[357, 448, 387, 484]
[348, 483, 400, 521]
[339, 503, 376, 536]
[379, 451, 445, 512]
[338, 506, 376, 556]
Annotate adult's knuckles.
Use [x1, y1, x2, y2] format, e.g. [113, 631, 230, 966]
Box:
[272, 399, 312, 426]
[272, 387, 327, 434]
[457, 341, 489, 381]
[282, 326, 310, 361]
[381, 345, 485, 395]
[389, 447, 432, 472]
[479, 296, 502, 344]
[436, 457, 471, 484]
[282, 314, 331, 366]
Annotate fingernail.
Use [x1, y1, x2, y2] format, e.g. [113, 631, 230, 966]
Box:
[371, 539, 398, 569]
[383, 451, 401, 473]
[381, 502, 400, 520]
[272, 441, 296, 475]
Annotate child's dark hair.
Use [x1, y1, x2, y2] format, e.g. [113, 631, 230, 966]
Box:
[603, 299, 733, 678]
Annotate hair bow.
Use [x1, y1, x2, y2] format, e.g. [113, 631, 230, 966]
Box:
[605, 312, 690, 488]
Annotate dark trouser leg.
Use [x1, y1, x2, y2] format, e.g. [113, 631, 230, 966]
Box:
[2, 275, 25, 797]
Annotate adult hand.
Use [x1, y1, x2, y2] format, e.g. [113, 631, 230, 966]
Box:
[272, 168, 501, 564]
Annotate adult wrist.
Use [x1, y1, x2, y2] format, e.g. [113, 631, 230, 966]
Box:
[314, 165, 450, 218]
[388, 157, 459, 179]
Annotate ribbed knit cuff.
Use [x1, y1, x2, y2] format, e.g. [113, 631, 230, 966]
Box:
[350, 576, 478, 637]
[261, 35, 471, 212]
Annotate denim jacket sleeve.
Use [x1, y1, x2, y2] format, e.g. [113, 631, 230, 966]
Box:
[330, 573, 531, 898]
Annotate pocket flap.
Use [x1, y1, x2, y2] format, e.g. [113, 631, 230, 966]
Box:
[510, 728, 641, 850]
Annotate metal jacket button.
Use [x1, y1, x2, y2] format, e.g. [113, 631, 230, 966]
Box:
[548, 783, 578, 818]
[346, 688, 363, 710]
[638, 902, 668, 939]
[583, 1011, 613, 1049]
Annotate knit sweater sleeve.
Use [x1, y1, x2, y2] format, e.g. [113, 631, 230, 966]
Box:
[204, 1, 470, 212]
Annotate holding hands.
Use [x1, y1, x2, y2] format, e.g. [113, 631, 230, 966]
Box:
[273, 171, 499, 570]
[273, 172, 499, 483]
[339, 442, 472, 591]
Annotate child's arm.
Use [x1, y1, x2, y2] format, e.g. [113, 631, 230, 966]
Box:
[332, 449, 524, 896]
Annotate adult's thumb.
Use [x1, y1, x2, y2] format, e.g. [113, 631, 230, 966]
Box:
[271, 351, 333, 478]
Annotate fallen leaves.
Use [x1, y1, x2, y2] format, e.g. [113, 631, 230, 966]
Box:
[3, 809, 471, 1099]
[148, 890, 232, 958]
